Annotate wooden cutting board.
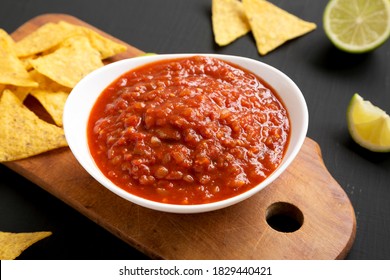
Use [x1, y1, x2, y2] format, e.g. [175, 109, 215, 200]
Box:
[3, 14, 356, 259]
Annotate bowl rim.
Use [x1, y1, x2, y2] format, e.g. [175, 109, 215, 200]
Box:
[63, 53, 308, 213]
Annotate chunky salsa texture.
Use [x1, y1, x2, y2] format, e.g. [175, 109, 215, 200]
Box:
[88, 56, 290, 205]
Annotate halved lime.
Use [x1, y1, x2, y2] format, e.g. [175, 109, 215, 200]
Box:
[347, 93, 390, 152]
[323, 0, 390, 53]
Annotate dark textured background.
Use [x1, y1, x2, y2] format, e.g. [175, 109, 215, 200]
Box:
[1, 0, 389, 259]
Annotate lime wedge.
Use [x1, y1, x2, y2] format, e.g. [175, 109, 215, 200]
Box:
[347, 93, 390, 152]
[323, 0, 390, 53]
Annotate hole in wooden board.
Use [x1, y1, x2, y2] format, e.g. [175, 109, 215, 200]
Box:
[266, 202, 304, 233]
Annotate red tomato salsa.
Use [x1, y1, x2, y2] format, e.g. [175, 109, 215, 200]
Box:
[87, 56, 290, 205]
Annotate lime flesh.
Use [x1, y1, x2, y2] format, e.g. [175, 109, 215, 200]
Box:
[323, 0, 390, 53]
[347, 93, 390, 152]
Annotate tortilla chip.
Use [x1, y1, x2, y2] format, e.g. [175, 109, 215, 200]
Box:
[242, 0, 316, 55]
[1, 70, 71, 104]
[29, 70, 71, 92]
[0, 231, 51, 260]
[30, 35, 103, 88]
[19, 55, 39, 71]
[212, 0, 251, 46]
[80, 27, 127, 59]
[0, 29, 16, 53]
[14, 22, 80, 57]
[0, 89, 68, 162]
[1, 85, 30, 101]
[15, 21, 127, 59]
[58, 21, 127, 59]
[30, 90, 69, 127]
[19, 71, 70, 126]
[0, 29, 39, 87]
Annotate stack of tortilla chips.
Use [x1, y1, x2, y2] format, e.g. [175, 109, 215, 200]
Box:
[212, 0, 317, 55]
[0, 21, 127, 162]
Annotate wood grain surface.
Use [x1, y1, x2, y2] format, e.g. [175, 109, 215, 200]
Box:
[3, 14, 356, 259]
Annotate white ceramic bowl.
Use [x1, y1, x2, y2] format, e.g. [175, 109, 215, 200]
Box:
[63, 54, 308, 213]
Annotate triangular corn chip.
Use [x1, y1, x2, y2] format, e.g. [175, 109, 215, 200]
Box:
[0, 29, 38, 87]
[15, 21, 126, 59]
[28, 69, 72, 93]
[14, 22, 80, 57]
[0, 89, 68, 162]
[30, 35, 103, 88]
[0, 231, 52, 260]
[243, 0, 316, 55]
[30, 89, 69, 127]
[57, 21, 127, 59]
[1, 85, 31, 101]
[27, 70, 71, 126]
[212, 0, 251, 46]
